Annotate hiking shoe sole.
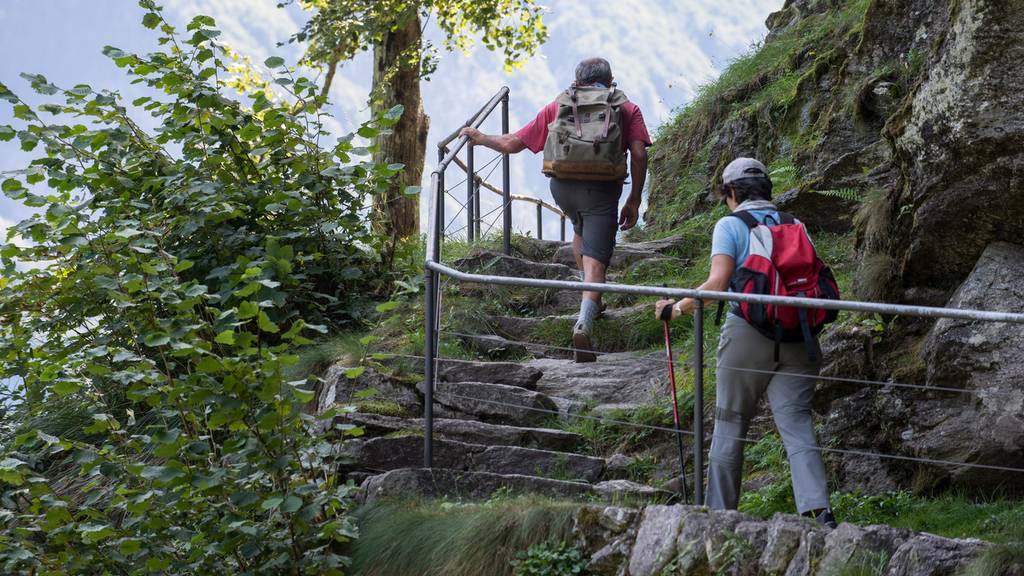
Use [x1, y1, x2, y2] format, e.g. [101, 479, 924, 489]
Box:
[573, 330, 597, 363]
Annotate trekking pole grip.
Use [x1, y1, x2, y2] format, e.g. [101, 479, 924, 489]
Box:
[660, 301, 676, 322]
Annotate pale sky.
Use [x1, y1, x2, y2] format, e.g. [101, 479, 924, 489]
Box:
[0, 0, 781, 241]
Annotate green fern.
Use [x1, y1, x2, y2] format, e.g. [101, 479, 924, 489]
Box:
[815, 188, 863, 203]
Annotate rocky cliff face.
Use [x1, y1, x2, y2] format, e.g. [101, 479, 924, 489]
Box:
[646, 0, 1024, 494]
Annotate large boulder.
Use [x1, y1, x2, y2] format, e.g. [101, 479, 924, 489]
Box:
[890, 0, 1024, 293]
[913, 242, 1024, 487]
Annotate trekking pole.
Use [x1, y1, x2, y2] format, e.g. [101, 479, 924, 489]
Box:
[660, 303, 689, 504]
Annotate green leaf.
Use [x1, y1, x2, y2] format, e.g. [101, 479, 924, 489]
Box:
[257, 311, 279, 333]
[0, 125, 14, 141]
[264, 56, 285, 68]
[2, 178, 24, 193]
[280, 495, 303, 513]
[237, 300, 259, 320]
[119, 538, 143, 555]
[403, 185, 422, 196]
[143, 332, 170, 347]
[291, 386, 315, 403]
[261, 496, 283, 510]
[384, 105, 404, 122]
[353, 387, 378, 399]
[174, 259, 194, 273]
[344, 367, 365, 379]
[375, 301, 400, 313]
[51, 380, 81, 396]
[357, 126, 379, 138]
[214, 330, 235, 345]
[142, 12, 161, 29]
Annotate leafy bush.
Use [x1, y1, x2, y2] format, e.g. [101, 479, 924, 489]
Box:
[511, 541, 588, 576]
[0, 1, 403, 573]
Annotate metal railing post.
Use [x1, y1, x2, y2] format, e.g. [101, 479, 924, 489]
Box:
[536, 203, 543, 240]
[560, 215, 566, 242]
[474, 179, 481, 239]
[437, 148, 446, 236]
[693, 299, 705, 505]
[466, 144, 475, 242]
[501, 93, 511, 255]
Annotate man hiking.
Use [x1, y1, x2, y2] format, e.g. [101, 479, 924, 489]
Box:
[653, 157, 838, 528]
[461, 57, 652, 363]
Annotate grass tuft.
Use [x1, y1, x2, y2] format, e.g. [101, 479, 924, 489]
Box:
[350, 497, 580, 576]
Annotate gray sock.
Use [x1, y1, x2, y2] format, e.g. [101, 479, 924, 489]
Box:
[576, 298, 599, 332]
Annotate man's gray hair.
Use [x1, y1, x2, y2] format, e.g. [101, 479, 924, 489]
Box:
[575, 58, 613, 86]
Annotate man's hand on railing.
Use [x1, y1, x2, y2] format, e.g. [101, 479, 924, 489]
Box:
[460, 126, 484, 144]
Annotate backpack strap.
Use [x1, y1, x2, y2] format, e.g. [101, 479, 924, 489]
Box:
[727, 210, 759, 229]
[569, 87, 583, 138]
[777, 212, 796, 225]
[601, 89, 614, 139]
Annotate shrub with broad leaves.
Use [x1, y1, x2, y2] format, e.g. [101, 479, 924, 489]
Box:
[0, 1, 403, 573]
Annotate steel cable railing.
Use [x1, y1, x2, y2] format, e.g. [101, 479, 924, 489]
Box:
[375, 349, 1024, 476]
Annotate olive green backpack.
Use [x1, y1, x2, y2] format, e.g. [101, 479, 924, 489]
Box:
[542, 84, 629, 181]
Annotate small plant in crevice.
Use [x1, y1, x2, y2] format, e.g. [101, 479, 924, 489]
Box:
[826, 551, 889, 576]
[511, 541, 589, 576]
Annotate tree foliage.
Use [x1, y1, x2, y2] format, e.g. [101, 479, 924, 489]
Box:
[288, 0, 549, 79]
[0, 1, 401, 573]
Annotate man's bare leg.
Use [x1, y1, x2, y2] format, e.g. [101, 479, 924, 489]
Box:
[573, 255, 607, 363]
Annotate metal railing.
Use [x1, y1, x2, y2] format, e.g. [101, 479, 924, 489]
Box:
[422, 90, 1024, 506]
[433, 87, 567, 245]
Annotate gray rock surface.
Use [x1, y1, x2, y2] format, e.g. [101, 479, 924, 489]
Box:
[455, 250, 578, 281]
[421, 379, 560, 426]
[552, 234, 688, 269]
[527, 352, 667, 413]
[318, 364, 421, 416]
[437, 359, 542, 389]
[915, 242, 1024, 486]
[887, 533, 988, 576]
[360, 468, 593, 502]
[342, 413, 581, 452]
[774, 188, 858, 234]
[816, 523, 909, 575]
[347, 435, 604, 481]
[891, 0, 1024, 291]
[628, 505, 687, 576]
[758, 514, 820, 576]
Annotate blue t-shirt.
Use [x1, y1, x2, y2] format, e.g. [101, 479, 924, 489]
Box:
[711, 209, 798, 265]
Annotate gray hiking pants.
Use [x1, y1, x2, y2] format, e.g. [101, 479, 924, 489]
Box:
[706, 315, 830, 514]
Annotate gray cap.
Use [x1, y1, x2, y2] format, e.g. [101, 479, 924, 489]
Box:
[722, 157, 769, 184]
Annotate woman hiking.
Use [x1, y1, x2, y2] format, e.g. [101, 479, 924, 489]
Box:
[654, 157, 837, 528]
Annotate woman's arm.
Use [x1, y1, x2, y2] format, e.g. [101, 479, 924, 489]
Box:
[655, 254, 735, 320]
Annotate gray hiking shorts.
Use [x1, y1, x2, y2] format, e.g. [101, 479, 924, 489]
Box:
[549, 178, 623, 267]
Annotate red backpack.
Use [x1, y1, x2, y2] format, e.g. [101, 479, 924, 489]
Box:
[716, 210, 840, 361]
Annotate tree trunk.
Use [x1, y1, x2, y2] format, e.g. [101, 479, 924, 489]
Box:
[370, 11, 429, 240]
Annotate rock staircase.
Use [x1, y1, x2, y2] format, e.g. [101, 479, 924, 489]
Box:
[325, 235, 1002, 575]
[324, 235, 693, 504]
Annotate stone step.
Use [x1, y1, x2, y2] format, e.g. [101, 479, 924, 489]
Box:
[455, 250, 577, 281]
[418, 379, 561, 426]
[342, 413, 583, 452]
[552, 234, 689, 269]
[457, 333, 555, 360]
[492, 304, 649, 352]
[527, 352, 671, 414]
[346, 435, 605, 482]
[437, 359, 542, 390]
[358, 468, 674, 505]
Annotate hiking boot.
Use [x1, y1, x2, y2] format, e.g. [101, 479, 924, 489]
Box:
[814, 509, 838, 529]
[572, 326, 597, 363]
